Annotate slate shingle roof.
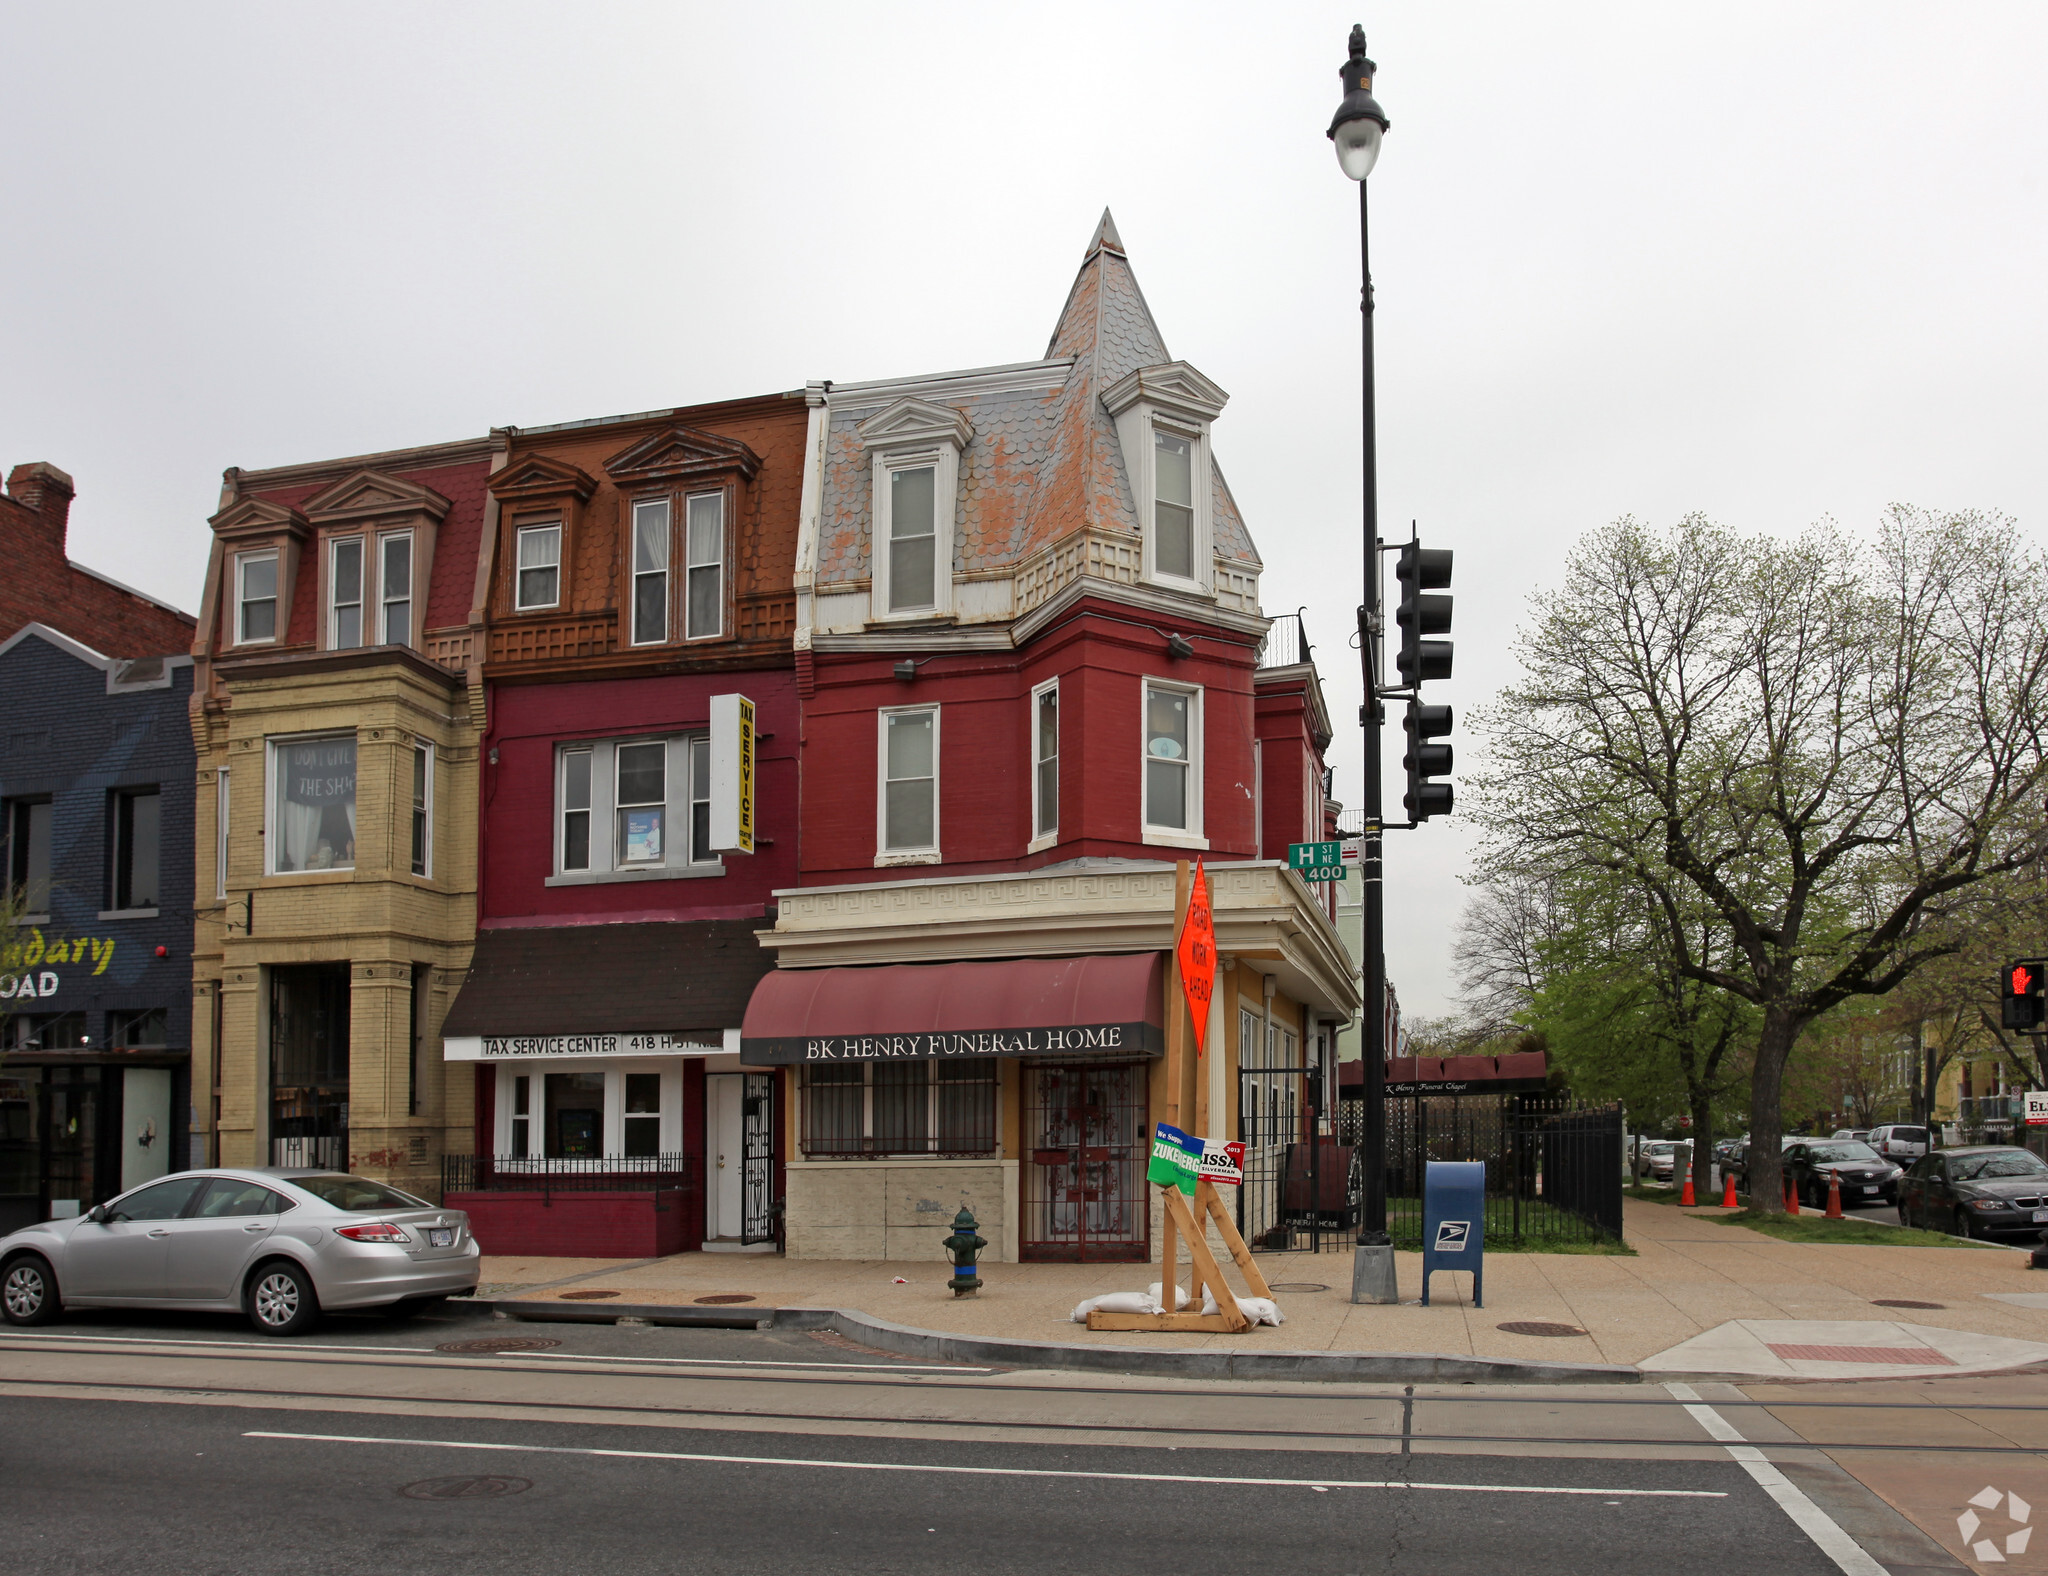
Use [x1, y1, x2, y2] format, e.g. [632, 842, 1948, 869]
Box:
[814, 212, 1260, 590]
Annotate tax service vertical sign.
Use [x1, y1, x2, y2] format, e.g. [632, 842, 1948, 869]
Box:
[1176, 857, 1216, 1055]
[710, 693, 755, 855]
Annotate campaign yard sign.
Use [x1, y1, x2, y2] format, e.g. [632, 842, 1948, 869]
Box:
[1147, 1122, 1202, 1195]
[1198, 1138, 1246, 1187]
[2027, 1091, 2048, 1127]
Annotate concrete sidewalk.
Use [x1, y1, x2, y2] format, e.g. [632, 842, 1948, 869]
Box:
[470, 1199, 2048, 1375]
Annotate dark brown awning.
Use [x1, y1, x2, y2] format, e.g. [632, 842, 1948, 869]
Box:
[444, 919, 772, 1038]
[740, 953, 1165, 1065]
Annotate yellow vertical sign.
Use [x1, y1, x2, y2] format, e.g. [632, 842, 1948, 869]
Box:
[710, 692, 755, 856]
[735, 694, 755, 855]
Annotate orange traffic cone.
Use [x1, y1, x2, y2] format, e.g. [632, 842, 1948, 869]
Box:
[1680, 1171, 1696, 1207]
[1825, 1168, 1843, 1220]
[1722, 1172, 1739, 1208]
[1784, 1174, 1801, 1216]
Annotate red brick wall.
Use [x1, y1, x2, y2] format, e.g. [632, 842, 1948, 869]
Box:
[0, 463, 195, 655]
[449, 1189, 697, 1258]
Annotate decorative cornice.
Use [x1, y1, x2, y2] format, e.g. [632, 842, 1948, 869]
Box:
[209, 495, 311, 542]
[822, 358, 1075, 412]
[603, 425, 763, 486]
[230, 435, 494, 494]
[302, 469, 452, 526]
[487, 452, 600, 505]
[1100, 360, 1229, 423]
[856, 396, 974, 454]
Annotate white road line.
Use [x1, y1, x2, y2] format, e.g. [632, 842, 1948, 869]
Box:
[0, 1333, 436, 1355]
[244, 1430, 1730, 1497]
[503, 1352, 988, 1374]
[1664, 1383, 1887, 1576]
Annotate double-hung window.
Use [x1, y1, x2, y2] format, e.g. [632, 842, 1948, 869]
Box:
[631, 499, 669, 645]
[111, 787, 161, 910]
[330, 532, 414, 649]
[887, 464, 938, 613]
[1142, 681, 1203, 841]
[329, 537, 365, 649]
[515, 522, 561, 610]
[553, 736, 719, 882]
[1031, 679, 1059, 846]
[685, 492, 724, 638]
[878, 707, 939, 861]
[380, 532, 413, 645]
[236, 551, 278, 645]
[410, 741, 432, 878]
[6, 798, 54, 914]
[1152, 429, 1196, 581]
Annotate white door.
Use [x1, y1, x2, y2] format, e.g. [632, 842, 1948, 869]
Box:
[707, 1074, 744, 1240]
[121, 1068, 174, 1193]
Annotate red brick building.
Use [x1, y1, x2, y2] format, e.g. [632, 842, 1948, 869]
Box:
[0, 463, 196, 654]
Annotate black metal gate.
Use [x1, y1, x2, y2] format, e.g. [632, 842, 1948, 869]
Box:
[1237, 1061, 1358, 1252]
[740, 1072, 774, 1244]
[1020, 1061, 1149, 1262]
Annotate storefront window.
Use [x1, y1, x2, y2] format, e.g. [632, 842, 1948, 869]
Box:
[800, 1060, 996, 1157]
[108, 1009, 168, 1048]
[545, 1071, 605, 1158]
[624, 1073, 662, 1158]
[270, 736, 357, 873]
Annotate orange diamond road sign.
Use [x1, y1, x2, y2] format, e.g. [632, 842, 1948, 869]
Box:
[1177, 858, 1217, 1056]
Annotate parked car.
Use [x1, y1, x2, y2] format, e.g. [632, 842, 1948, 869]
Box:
[1781, 1140, 1902, 1208]
[1867, 1124, 1933, 1163]
[1830, 1129, 1871, 1142]
[0, 1169, 480, 1336]
[1897, 1147, 2048, 1240]
[1634, 1140, 1687, 1183]
[1729, 1135, 1804, 1192]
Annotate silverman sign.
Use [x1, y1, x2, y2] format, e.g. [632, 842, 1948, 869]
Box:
[741, 1021, 1165, 1065]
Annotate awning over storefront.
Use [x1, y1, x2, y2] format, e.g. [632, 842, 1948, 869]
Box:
[443, 919, 775, 1055]
[740, 953, 1165, 1065]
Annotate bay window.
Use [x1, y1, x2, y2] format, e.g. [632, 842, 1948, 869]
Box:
[269, 735, 358, 874]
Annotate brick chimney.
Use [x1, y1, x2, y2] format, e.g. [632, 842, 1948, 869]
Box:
[5, 462, 76, 556]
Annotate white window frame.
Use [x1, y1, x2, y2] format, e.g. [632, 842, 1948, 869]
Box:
[1141, 416, 1207, 589]
[328, 535, 365, 650]
[1140, 677, 1207, 849]
[235, 550, 279, 646]
[875, 705, 941, 866]
[1028, 677, 1059, 854]
[410, 740, 433, 879]
[683, 490, 725, 640]
[547, 735, 723, 886]
[264, 731, 359, 877]
[870, 447, 957, 621]
[514, 521, 561, 611]
[629, 497, 671, 646]
[216, 768, 230, 899]
[493, 1060, 685, 1161]
[379, 530, 414, 648]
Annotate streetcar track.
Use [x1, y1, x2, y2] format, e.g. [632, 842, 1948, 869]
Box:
[5, 1373, 2047, 1456]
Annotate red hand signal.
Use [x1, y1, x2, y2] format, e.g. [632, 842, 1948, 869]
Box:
[2016, 964, 2037, 996]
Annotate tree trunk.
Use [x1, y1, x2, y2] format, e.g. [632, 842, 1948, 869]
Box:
[1689, 1096, 1714, 1201]
[1747, 1006, 1799, 1215]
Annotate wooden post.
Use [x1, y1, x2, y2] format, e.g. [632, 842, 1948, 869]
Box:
[1161, 860, 1191, 1303]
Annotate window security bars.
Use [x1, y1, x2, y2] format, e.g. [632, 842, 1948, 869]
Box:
[799, 1061, 996, 1158]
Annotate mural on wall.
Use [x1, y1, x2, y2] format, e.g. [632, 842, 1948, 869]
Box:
[0, 929, 117, 999]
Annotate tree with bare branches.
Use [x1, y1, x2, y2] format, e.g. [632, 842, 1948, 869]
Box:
[1473, 508, 2048, 1213]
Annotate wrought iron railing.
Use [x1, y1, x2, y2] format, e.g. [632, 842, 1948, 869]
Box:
[443, 1153, 695, 1194]
[1256, 611, 1312, 670]
[273, 1136, 346, 1169]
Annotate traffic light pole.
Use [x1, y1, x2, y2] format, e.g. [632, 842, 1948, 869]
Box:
[1351, 173, 1398, 1306]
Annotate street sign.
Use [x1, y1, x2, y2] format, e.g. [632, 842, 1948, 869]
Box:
[2027, 1091, 2048, 1127]
[1287, 841, 1346, 882]
[1147, 1122, 1201, 1194]
[1176, 859, 1216, 1056]
[1197, 1138, 1246, 1187]
[709, 693, 756, 855]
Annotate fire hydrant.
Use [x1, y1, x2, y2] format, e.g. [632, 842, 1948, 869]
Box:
[942, 1206, 986, 1297]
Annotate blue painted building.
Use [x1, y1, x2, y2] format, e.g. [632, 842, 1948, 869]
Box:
[1, 623, 197, 1230]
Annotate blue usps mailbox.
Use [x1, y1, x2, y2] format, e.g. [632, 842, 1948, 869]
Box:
[1421, 1160, 1485, 1308]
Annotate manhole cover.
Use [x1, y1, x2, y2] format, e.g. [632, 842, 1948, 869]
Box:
[435, 1337, 562, 1354]
[1496, 1321, 1588, 1338]
[1268, 1283, 1330, 1294]
[694, 1294, 756, 1305]
[1871, 1299, 1946, 1310]
[398, 1475, 532, 1500]
[558, 1290, 620, 1301]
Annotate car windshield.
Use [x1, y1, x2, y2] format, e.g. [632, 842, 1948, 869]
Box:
[1642, 1143, 1674, 1154]
[1805, 1143, 1880, 1164]
[1951, 1151, 2048, 1182]
[1889, 1128, 1928, 1142]
[286, 1173, 431, 1212]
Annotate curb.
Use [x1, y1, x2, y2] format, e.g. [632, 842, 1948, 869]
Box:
[462, 1295, 1638, 1384]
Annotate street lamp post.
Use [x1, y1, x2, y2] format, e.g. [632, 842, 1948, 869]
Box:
[1329, 24, 1398, 1305]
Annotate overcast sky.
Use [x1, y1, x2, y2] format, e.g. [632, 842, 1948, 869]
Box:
[5, 3, 2044, 1016]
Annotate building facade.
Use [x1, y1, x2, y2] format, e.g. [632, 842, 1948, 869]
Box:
[189, 439, 489, 1199]
[1, 624, 197, 1231]
[740, 213, 1358, 1262]
[439, 395, 809, 1256]
[1, 461, 197, 653]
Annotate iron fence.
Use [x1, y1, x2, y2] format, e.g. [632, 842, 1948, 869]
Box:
[443, 1153, 696, 1197]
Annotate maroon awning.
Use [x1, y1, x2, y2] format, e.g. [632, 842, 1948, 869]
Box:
[1340, 1050, 1550, 1095]
[740, 953, 1165, 1065]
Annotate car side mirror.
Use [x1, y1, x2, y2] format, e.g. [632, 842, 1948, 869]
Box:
[82, 1205, 106, 1224]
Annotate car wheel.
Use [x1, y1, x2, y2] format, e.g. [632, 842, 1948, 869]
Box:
[246, 1261, 319, 1336]
[1, 1255, 60, 1327]
[383, 1295, 446, 1321]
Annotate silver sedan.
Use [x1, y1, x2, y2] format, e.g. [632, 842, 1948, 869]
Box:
[0, 1168, 480, 1336]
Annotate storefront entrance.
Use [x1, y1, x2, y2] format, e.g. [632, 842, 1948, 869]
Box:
[1020, 1060, 1149, 1262]
[271, 963, 350, 1168]
[705, 1072, 773, 1245]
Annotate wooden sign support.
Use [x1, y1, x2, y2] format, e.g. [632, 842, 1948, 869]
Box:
[1087, 859, 1274, 1335]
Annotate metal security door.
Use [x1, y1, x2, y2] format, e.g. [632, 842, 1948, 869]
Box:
[1021, 1061, 1148, 1262]
[739, 1073, 773, 1244]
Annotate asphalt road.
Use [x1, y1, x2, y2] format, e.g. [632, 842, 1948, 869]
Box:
[1, 1395, 1838, 1576]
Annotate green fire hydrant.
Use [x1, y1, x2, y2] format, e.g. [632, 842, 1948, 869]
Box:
[942, 1206, 986, 1297]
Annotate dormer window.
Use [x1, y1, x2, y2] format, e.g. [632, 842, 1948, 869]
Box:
[236, 551, 279, 645]
[857, 397, 972, 623]
[515, 521, 561, 610]
[330, 538, 364, 648]
[328, 530, 415, 650]
[1101, 361, 1228, 594]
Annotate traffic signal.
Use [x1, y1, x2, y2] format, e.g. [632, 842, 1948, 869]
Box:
[1403, 701, 1453, 821]
[2004, 959, 2046, 1031]
[1394, 542, 1453, 687]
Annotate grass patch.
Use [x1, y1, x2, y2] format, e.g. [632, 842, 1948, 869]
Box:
[1481, 1233, 1636, 1256]
[1625, 1183, 1687, 1205]
[1713, 1210, 1999, 1249]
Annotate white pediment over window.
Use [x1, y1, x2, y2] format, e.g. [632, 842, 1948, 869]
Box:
[856, 397, 974, 453]
[302, 469, 453, 526]
[1099, 361, 1229, 424]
